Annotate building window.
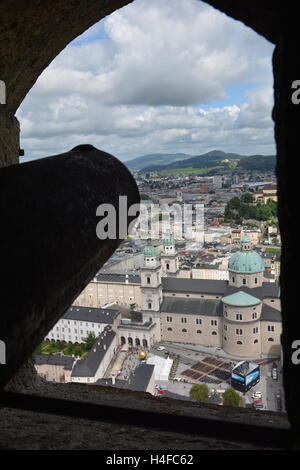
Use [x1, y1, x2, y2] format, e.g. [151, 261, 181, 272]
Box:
[224, 325, 227, 331]
[243, 278, 246, 285]
[196, 319, 202, 325]
[182, 329, 187, 333]
[181, 317, 187, 323]
[147, 276, 150, 284]
[253, 327, 258, 334]
[167, 327, 172, 331]
[224, 336, 227, 341]
[197, 330, 202, 334]
[236, 329, 243, 335]
[268, 337, 274, 342]
[212, 331, 217, 335]
[255, 277, 258, 284]
[148, 302, 152, 309]
[254, 339, 258, 344]
[211, 320, 217, 326]
[166, 316, 172, 322]
[237, 341, 243, 345]
[268, 325, 275, 332]
[232, 277, 235, 283]
[236, 314, 242, 321]
[166, 263, 170, 270]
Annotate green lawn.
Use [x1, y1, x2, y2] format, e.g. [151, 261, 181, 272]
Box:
[265, 247, 281, 253]
[34, 334, 96, 359]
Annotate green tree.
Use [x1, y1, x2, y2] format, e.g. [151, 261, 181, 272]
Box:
[227, 197, 241, 210]
[241, 193, 254, 203]
[189, 384, 209, 402]
[223, 387, 241, 407]
[83, 332, 96, 351]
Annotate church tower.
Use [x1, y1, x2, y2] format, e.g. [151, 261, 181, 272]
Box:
[222, 234, 265, 357]
[160, 232, 179, 277]
[228, 234, 264, 288]
[140, 240, 163, 341]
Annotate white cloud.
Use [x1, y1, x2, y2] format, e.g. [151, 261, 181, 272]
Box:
[18, 0, 275, 161]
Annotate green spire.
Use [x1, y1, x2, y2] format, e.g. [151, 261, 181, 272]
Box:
[162, 230, 175, 246]
[143, 239, 157, 256]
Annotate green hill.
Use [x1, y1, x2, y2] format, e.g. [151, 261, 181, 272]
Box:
[124, 152, 192, 171]
[140, 150, 275, 174]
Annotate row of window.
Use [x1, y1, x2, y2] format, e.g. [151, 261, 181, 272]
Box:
[224, 337, 274, 343]
[166, 317, 217, 326]
[171, 294, 221, 299]
[167, 328, 217, 335]
[232, 276, 259, 285]
[60, 320, 99, 326]
[224, 310, 258, 320]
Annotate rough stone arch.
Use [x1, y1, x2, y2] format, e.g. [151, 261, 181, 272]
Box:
[2, 0, 300, 444]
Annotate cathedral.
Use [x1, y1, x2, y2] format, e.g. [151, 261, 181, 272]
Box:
[71, 234, 281, 359]
[117, 233, 281, 359]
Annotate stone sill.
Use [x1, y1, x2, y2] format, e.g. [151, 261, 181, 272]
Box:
[1, 372, 289, 450]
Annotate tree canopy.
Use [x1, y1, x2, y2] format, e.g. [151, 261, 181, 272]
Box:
[225, 194, 277, 222]
[189, 384, 209, 402]
[222, 387, 241, 407]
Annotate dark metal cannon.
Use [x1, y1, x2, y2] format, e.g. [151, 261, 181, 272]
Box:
[0, 144, 140, 388]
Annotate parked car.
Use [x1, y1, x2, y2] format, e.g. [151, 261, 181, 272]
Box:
[157, 346, 165, 351]
[253, 402, 263, 409]
[251, 399, 262, 405]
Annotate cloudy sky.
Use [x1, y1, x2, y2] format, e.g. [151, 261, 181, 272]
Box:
[18, 0, 275, 163]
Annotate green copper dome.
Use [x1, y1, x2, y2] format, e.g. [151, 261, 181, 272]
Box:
[222, 291, 261, 307]
[143, 244, 157, 256]
[228, 251, 265, 274]
[229, 234, 264, 274]
[228, 250, 264, 273]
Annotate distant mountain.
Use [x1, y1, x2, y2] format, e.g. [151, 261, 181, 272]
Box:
[140, 150, 275, 174]
[124, 153, 192, 171]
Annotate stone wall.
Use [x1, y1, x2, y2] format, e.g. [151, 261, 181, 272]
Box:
[0, 110, 19, 167]
[1, 359, 289, 450]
